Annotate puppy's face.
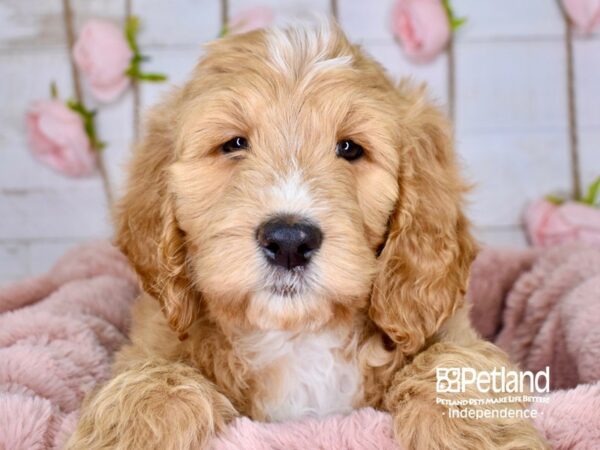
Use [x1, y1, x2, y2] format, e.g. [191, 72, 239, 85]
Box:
[119, 22, 473, 349]
[170, 25, 402, 331]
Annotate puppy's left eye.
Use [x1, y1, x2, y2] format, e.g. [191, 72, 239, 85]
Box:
[336, 139, 364, 161]
[221, 137, 248, 153]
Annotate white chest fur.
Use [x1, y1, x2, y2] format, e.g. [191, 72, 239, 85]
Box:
[236, 328, 362, 422]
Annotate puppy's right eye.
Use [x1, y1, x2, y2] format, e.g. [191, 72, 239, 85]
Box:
[221, 137, 248, 153]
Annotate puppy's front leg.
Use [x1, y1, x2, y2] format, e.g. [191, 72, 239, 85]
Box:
[385, 341, 548, 450]
[66, 358, 237, 450]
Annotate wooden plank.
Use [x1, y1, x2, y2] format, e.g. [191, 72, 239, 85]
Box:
[574, 37, 600, 193]
[338, 0, 448, 114]
[458, 131, 571, 227]
[132, 0, 222, 46]
[0, 189, 111, 240]
[0, 140, 103, 192]
[452, 0, 564, 41]
[574, 37, 600, 129]
[0, 49, 72, 132]
[0, 239, 87, 282]
[0, 0, 65, 49]
[0, 242, 29, 284]
[455, 40, 568, 133]
[131, 1, 221, 123]
[138, 47, 204, 113]
[337, 0, 394, 43]
[474, 226, 528, 248]
[337, 0, 564, 44]
[228, 0, 331, 26]
[28, 239, 84, 276]
[71, 0, 126, 30]
[362, 41, 449, 107]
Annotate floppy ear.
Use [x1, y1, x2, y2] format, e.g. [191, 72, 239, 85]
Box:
[114, 92, 200, 336]
[369, 83, 477, 355]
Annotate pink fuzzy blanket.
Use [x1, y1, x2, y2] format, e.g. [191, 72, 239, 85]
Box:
[1, 242, 599, 449]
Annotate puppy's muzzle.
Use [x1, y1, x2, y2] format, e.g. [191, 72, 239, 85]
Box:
[256, 216, 322, 270]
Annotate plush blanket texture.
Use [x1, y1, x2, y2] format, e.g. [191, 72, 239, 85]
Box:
[0, 242, 599, 449]
[468, 245, 600, 449]
[0, 243, 138, 450]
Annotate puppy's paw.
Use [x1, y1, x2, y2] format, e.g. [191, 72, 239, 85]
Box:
[387, 342, 549, 450]
[66, 359, 236, 450]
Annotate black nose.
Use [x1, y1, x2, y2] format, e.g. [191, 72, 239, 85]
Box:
[256, 217, 323, 270]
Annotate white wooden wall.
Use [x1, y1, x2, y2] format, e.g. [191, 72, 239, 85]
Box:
[0, 0, 598, 282]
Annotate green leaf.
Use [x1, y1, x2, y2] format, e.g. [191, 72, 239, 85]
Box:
[123, 17, 167, 84]
[582, 176, 600, 206]
[130, 53, 144, 64]
[442, 0, 467, 32]
[450, 16, 467, 31]
[94, 140, 107, 151]
[66, 100, 105, 151]
[67, 100, 85, 115]
[137, 72, 168, 82]
[125, 16, 140, 54]
[219, 24, 229, 38]
[125, 66, 139, 78]
[545, 194, 566, 205]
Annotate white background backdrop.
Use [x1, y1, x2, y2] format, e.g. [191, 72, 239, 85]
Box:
[0, 0, 598, 283]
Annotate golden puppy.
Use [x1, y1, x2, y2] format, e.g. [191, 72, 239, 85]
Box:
[68, 20, 547, 450]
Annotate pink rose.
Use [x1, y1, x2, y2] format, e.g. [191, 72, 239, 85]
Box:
[73, 20, 133, 103]
[26, 100, 96, 177]
[228, 6, 274, 35]
[391, 0, 450, 63]
[562, 0, 600, 33]
[525, 199, 600, 248]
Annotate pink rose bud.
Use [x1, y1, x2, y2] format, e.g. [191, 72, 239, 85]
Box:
[228, 6, 274, 35]
[73, 20, 133, 103]
[26, 100, 97, 177]
[525, 199, 600, 248]
[391, 0, 451, 63]
[562, 0, 600, 33]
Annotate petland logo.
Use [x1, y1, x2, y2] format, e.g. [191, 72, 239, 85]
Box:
[436, 367, 550, 394]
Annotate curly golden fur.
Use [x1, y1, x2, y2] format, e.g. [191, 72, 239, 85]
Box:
[68, 20, 547, 450]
